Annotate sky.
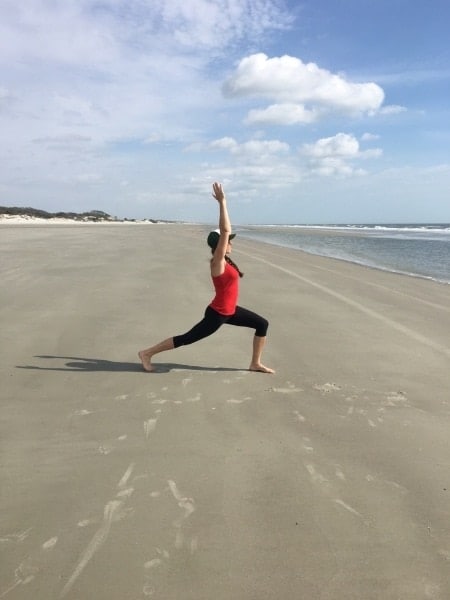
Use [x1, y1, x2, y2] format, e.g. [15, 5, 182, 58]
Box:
[1, 0, 449, 224]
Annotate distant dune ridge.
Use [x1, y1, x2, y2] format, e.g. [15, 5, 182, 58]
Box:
[0, 206, 168, 224]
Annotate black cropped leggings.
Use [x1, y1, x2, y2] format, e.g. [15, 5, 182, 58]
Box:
[173, 305, 269, 348]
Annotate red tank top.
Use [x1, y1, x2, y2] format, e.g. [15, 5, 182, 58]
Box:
[209, 262, 239, 315]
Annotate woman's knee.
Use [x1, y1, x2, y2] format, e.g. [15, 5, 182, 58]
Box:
[173, 333, 187, 348]
[173, 309, 224, 347]
[255, 316, 269, 337]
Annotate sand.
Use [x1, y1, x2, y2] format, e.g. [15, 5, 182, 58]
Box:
[1, 223, 449, 599]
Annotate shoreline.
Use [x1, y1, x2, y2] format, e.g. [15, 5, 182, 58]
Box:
[3, 217, 449, 285]
[240, 234, 450, 286]
[238, 225, 450, 286]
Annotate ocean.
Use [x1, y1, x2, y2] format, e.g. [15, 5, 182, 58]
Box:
[237, 224, 450, 285]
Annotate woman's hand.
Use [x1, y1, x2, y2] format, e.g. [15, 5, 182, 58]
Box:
[212, 182, 225, 203]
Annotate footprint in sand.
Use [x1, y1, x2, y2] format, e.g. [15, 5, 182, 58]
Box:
[71, 409, 93, 417]
[268, 386, 303, 394]
[313, 382, 341, 394]
[293, 410, 305, 423]
[167, 480, 197, 551]
[0, 528, 33, 543]
[301, 437, 314, 454]
[305, 463, 328, 485]
[116, 488, 134, 499]
[144, 419, 157, 438]
[1, 558, 39, 596]
[42, 537, 58, 550]
[1, 533, 60, 597]
[78, 519, 97, 528]
[384, 390, 409, 407]
[141, 549, 170, 597]
[145, 558, 163, 569]
[334, 499, 363, 519]
[335, 466, 346, 481]
[186, 393, 201, 402]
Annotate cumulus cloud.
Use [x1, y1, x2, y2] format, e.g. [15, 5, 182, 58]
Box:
[379, 104, 407, 115]
[210, 137, 289, 158]
[301, 133, 382, 176]
[224, 53, 385, 125]
[361, 132, 380, 141]
[245, 103, 320, 125]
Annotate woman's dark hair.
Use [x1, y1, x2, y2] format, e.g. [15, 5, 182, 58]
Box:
[225, 255, 244, 278]
[211, 249, 244, 277]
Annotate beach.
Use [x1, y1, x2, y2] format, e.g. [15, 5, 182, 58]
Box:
[1, 223, 450, 599]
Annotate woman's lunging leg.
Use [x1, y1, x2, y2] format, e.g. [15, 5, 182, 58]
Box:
[227, 306, 274, 373]
[138, 307, 225, 372]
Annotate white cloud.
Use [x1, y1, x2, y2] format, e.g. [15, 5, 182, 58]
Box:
[0, 1, 290, 67]
[303, 133, 360, 158]
[0, 1, 291, 162]
[311, 157, 363, 177]
[301, 133, 382, 176]
[361, 132, 380, 141]
[0, 1, 118, 66]
[245, 103, 319, 125]
[210, 137, 289, 158]
[379, 104, 407, 115]
[223, 53, 385, 122]
[210, 137, 239, 151]
[159, 0, 292, 50]
[361, 148, 383, 159]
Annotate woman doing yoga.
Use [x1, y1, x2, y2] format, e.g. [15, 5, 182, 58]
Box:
[138, 182, 274, 373]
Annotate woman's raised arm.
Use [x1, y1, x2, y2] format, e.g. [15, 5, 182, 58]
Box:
[211, 182, 232, 271]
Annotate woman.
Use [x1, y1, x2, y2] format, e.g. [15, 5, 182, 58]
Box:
[138, 182, 274, 373]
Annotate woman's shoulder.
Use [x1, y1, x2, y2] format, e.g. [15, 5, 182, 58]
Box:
[210, 256, 226, 278]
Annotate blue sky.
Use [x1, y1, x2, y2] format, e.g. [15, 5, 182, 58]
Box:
[1, 0, 449, 224]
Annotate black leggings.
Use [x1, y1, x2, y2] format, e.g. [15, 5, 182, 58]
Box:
[173, 305, 269, 348]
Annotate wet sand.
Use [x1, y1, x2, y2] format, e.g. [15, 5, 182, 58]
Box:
[1, 223, 450, 599]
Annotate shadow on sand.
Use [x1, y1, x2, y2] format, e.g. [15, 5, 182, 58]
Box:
[16, 355, 245, 374]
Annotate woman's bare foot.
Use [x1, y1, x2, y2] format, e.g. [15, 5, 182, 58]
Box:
[249, 363, 275, 374]
[138, 351, 154, 372]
